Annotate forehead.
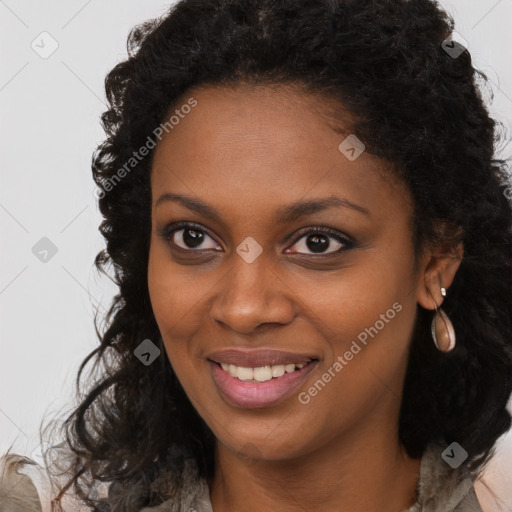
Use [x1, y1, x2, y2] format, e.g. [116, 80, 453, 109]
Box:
[150, 84, 411, 223]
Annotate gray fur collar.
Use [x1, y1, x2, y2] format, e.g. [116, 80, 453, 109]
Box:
[403, 441, 483, 512]
[0, 441, 483, 512]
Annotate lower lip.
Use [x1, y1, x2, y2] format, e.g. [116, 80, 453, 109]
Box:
[208, 360, 318, 408]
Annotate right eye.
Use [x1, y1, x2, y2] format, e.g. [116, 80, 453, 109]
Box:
[160, 222, 222, 252]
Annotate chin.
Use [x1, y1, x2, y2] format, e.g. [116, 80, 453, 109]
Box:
[215, 426, 316, 462]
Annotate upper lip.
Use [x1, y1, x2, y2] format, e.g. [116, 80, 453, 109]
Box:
[207, 349, 318, 367]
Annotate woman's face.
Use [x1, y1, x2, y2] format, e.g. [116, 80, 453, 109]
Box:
[148, 84, 426, 461]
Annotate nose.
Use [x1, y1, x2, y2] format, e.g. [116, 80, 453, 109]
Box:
[209, 250, 296, 334]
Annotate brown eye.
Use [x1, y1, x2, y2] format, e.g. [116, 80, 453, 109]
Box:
[161, 223, 220, 251]
[285, 227, 352, 256]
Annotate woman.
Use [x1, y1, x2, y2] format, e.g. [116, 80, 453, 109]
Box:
[2, 0, 511, 511]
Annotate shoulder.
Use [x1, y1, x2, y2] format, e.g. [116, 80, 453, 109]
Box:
[405, 441, 484, 512]
[0, 443, 208, 512]
[0, 448, 101, 512]
[0, 451, 45, 512]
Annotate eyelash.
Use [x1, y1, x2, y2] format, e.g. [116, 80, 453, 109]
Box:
[158, 221, 353, 256]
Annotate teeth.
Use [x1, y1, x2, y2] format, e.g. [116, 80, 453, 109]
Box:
[237, 366, 254, 380]
[253, 366, 272, 382]
[218, 361, 311, 382]
[272, 365, 285, 377]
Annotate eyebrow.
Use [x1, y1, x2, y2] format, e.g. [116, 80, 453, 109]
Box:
[155, 193, 370, 223]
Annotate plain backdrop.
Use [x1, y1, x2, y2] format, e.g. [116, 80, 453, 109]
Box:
[1, 1, 511, 510]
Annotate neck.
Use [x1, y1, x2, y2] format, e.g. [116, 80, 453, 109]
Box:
[208, 425, 421, 512]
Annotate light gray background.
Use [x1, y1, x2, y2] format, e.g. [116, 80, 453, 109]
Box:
[1, 1, 511, 510]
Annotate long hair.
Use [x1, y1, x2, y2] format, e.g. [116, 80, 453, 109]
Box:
[29, 1, 512, 510]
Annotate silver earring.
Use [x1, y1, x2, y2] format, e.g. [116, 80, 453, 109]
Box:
[430, 287, 456, 352]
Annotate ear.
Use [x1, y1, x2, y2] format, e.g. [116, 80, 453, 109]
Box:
[416, 225, 464, 311]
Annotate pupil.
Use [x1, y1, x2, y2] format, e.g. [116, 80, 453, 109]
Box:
[184, 228, 204, 248]
[307, 234, 329, 253]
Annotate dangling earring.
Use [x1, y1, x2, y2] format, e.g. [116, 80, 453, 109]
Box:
[429, 286, 456, 352]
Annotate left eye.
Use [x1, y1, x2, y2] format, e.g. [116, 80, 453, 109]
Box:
[286, 229, 350, 255]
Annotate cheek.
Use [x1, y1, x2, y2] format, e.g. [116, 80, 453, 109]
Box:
[299, 241, 418, 397]
[300, 256, 414, 346]
[147, 245, 190, 365]
[147, 241, 216, 387]
[148, 241, 206, 334]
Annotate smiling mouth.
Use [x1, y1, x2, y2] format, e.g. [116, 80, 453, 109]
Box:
[210, 359, 318, 383]
[208, 357, 319, 408]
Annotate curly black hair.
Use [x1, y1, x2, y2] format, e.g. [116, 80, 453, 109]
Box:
[38, 0, 512, 510]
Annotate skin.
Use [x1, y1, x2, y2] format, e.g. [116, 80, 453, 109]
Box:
[147, 83, 463, 512]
